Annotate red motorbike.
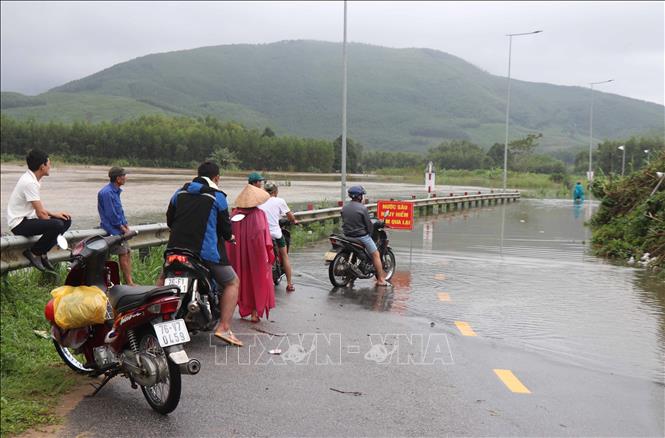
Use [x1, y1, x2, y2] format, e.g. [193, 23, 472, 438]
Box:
[45, 231, 200, 414]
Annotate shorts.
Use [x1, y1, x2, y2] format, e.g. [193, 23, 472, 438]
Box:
[357, 234, 378, 255]
[274, 236, 287, 248]
[110, 240, 131, 255]
[204, 263, 238, 289]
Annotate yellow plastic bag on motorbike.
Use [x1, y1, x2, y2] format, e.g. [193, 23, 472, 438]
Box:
[51, 285, 108, 329]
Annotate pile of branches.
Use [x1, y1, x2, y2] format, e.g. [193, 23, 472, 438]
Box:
[589, 150, 665, 272]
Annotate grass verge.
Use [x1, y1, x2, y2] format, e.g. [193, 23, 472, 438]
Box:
[0, 268, 81, 436]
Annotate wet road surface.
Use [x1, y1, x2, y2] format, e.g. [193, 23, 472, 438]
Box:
[58, 200, 664, 437]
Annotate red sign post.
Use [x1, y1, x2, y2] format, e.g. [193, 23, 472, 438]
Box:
[377, 200, 414, 230]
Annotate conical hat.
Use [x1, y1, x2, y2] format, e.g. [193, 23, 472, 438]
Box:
[234, 184, 270, 208]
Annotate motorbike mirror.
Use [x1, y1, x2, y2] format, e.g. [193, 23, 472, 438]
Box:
[383, 210, 390, 218]
[56, 234, 69, 250]
[231, 213, 246, 222]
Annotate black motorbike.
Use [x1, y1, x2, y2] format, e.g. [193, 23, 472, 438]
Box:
[162, 248, 221, 333]
[272, 218, 292, 285]
[325, 215, 396, 287]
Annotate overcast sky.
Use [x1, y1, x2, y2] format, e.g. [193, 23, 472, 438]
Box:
[1, 1, 663, 105]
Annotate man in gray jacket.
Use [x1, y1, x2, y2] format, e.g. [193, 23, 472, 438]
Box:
[340, 186, 387, 286]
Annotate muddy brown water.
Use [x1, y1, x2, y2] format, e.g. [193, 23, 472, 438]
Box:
[1, 163, 487, 233]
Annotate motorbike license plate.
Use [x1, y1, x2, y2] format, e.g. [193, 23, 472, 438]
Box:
[164, 277, 189, 293]
[153, 319, 191, 348]
[324, 251, 337, 262]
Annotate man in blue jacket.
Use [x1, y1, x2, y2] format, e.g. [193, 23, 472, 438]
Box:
[166, 161, 242, 347]
[97, 167, 134, 285]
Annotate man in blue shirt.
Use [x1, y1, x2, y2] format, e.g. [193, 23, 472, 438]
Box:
[97, 167, 134, 285]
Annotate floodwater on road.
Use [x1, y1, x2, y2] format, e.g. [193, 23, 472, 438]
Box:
[0, 163, 486, 234]
[297, 199, 665, 385]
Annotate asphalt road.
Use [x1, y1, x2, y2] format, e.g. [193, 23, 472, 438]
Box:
[58, 239, 664, 437]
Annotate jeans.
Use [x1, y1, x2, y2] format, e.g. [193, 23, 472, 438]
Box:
[12, 217, 72, 255]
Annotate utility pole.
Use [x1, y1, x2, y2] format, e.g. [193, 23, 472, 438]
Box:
[340, 0, 348, 203]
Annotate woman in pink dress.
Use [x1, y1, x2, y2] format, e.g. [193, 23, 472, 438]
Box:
[226, 184, 275, 322]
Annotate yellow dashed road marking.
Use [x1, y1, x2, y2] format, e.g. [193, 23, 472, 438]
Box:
[437, 292, 450, 301]
[434, 274, 446, 281]
[454, 321, 477, 336]
[493, 369, 531, 394]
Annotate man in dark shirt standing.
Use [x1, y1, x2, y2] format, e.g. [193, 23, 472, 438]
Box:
[166, 161, 242, 347]
[341, 186, 387, 286]
[97, 167, 134, 285]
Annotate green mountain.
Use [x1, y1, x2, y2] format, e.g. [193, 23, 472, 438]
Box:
[2, 40, 663, 152]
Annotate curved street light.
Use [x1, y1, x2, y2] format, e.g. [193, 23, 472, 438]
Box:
[502, 30, 543, 192]
[587, 79, 614, 181]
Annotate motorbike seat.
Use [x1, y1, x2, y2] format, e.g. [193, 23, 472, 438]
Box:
[345, 236, 367, 247]
[332, 233, 366, 247]
[108, 285, 178, 313]
[332, 233, 373, 257]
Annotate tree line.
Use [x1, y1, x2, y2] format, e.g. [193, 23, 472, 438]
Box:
[1, 113, 661, 176]
[0, 114, 334, 172]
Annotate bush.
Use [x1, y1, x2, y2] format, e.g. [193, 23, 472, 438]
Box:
[590, 150, 665, 271]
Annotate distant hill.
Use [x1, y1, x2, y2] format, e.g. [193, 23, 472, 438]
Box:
[2, 40, 663, 152]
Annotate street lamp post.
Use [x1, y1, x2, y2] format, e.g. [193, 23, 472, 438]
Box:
[503, 30, 542, 192]
[340, 0, 348, 204]
[644, 149, 650, 165]
[587, 79, 614, 181]
[618, 145, 626, 176]
[651, 172, 665, 196]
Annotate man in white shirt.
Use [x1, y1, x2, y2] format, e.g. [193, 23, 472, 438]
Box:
[7, 150, 72, 272]
[259, 183, 299, 291]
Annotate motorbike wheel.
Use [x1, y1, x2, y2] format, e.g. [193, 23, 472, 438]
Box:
[53, 341, 95, 374]
[382, 249, 396, 281]
[273, 262, 283, 285]
[138, 330, 182, 415]
[329, 251, 353, 287]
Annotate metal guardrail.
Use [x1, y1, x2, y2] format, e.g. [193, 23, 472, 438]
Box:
[1, 223, 171, 274]
[1, 191, 519, 273]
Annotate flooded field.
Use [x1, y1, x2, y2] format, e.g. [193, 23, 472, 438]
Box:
[1, 163, 487, 233]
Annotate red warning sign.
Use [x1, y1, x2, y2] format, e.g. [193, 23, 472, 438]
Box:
[377, 200, 414, 230]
